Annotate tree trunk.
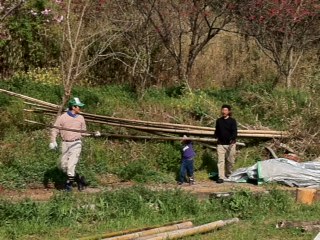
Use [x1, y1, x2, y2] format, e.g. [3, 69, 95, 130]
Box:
[186, 51, 194, 80]
[270, 74, 281, 89]
[286, 71, 293, 88]
[286, 47, 294, 88]
[56, 91, 71, 118]
[176, 61, 191, 93]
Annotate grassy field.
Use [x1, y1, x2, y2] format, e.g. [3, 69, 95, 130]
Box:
[1, 77, 319, 189]
[0, 187, 318, 239]
[1, 77, 320, 239]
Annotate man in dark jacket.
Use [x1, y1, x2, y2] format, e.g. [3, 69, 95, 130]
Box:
[178, 135, 196, 185]
[214, 104, 237, 183]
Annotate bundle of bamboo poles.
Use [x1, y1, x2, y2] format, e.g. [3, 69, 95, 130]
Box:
[0, 88, 289, 139]
[78, 220, 193, 240]
[78, 218, 239, 240]
[134, 218, 239, 240]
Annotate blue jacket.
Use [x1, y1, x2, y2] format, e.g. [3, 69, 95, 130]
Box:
[181, 142, 196, 161]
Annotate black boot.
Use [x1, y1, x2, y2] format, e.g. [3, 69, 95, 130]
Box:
[75, 173, 88, 191]
[65, 175, 75, 192]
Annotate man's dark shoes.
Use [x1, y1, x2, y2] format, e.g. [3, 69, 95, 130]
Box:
[75, 174, 88, 191]
[65, 181, 73, 192]
[216, 178, 224, 184]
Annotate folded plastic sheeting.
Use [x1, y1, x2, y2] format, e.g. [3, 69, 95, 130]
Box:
[228, 158, 320, 188]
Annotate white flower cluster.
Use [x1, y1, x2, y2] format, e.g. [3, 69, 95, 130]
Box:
[29, 7, 64, 23]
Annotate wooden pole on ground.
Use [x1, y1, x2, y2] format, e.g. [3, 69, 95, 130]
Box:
[78, 220, 193, 240]
[101, 221, 193, 240]
[134, 218, 239, 240]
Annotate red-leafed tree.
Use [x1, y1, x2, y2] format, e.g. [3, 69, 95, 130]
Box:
[232, 0, 320, 88]
[134, 0, 232, 89]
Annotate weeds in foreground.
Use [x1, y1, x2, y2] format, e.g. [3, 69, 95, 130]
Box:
[0, 187, 319, 239]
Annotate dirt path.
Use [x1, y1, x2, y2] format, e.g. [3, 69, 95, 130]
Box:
[0, 180, 295, 202]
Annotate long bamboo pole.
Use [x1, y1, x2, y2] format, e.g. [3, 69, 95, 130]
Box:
[133, 218, 240, 240]
[78, 220, 193, 240]
[0, 88, 58, 108]
[22, 103, 287, 136]
[26, 105, 288, 135]
[101, 222, 193, 240]
[24, 119, 246, 145]
[26, 111, 286, 138]
[141, 131, 219, 149]
[25, 109, 288, 138]
[71, 119, 287, 138]
[23, 101, 58, 109]
[0, 88, 287, 137]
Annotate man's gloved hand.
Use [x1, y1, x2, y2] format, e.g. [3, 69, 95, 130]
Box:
[49, 142, 58, 150]
[94, 131, 101, 137]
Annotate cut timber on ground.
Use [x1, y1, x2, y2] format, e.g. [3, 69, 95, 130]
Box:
[79, 221, 193, 240]
[101, 222, 193, 240]
[134, 218, 239, 240]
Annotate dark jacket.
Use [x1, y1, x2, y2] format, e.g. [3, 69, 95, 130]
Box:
[214, 117, 237, 145]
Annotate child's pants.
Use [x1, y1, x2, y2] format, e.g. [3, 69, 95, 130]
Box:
[179, 159, 194, 183]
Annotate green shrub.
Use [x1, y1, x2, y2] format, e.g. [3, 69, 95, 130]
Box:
[116, 160, 172, 183]
[219, 189, 295, 219]
[152, 143, 181, 172]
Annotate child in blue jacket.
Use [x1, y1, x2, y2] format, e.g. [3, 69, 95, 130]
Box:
[178, 135, 196, 185]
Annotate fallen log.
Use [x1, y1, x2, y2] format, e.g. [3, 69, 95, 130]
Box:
[102, 221, 193, 240]
[134, 218, 239, 240]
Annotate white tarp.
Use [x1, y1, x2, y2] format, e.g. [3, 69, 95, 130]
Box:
[228, 158, 320, 188]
